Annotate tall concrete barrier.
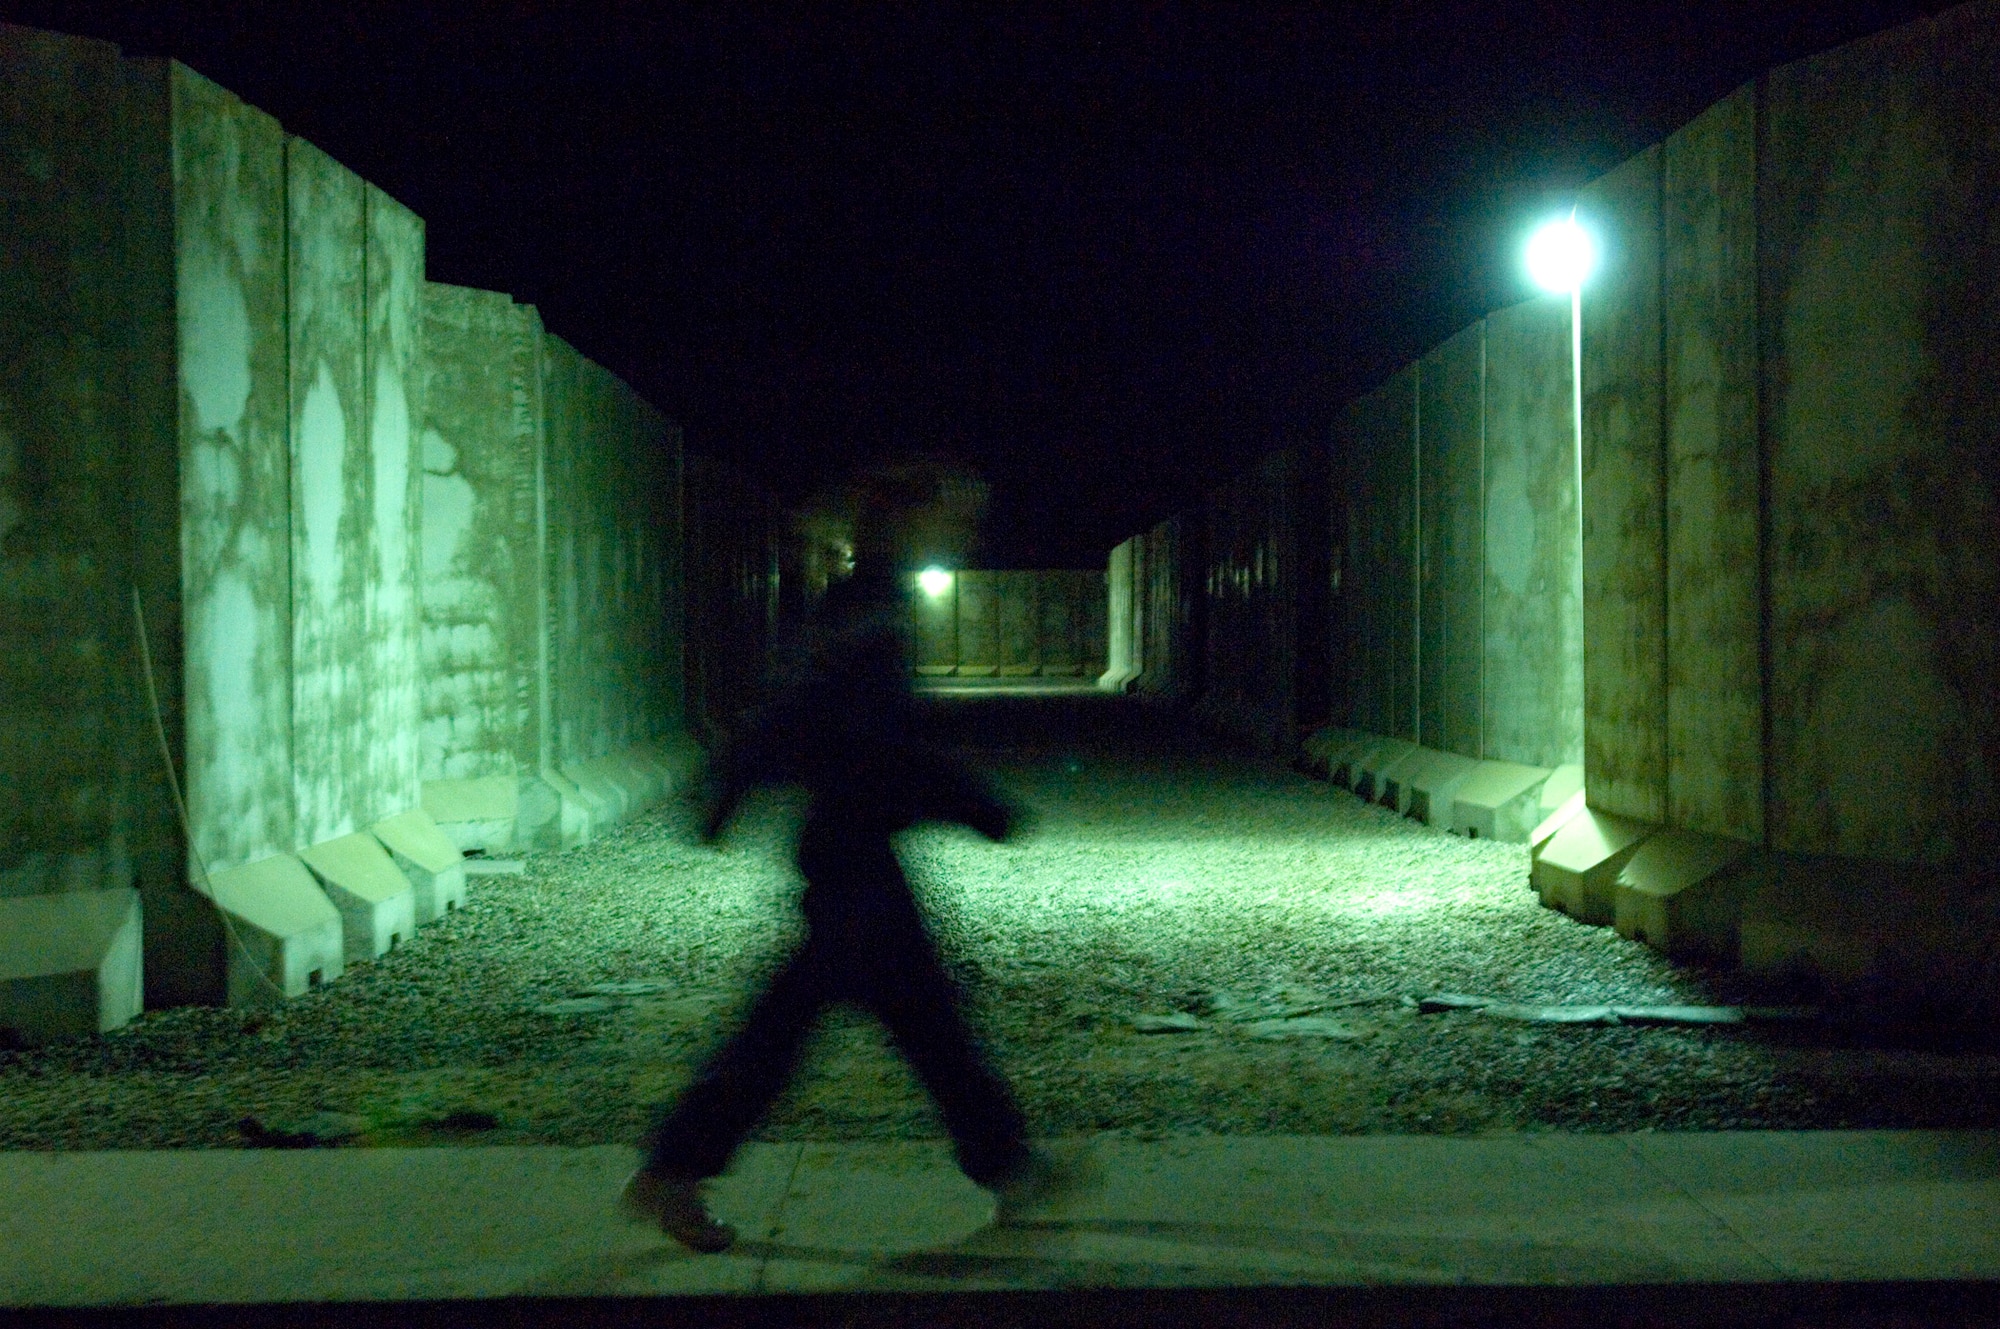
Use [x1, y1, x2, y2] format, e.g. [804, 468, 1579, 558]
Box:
[2, 24, 713, 1035]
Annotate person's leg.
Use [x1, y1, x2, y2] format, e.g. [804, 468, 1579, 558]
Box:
[640, 941, 828, 1179]
[857, 905, 1031, 1187]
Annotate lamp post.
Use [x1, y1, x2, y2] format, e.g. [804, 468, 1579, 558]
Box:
[1527, 214, 1596, 634]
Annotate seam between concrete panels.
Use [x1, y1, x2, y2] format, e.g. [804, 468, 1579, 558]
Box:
[1654, 142, 1671, 824]
[1753, 69, 1774, 851]
[1412, 357, 1423, 743]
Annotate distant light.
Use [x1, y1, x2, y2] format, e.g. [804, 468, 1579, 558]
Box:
[918, 567, 953, 598]
[1526, 216, 1597, 294]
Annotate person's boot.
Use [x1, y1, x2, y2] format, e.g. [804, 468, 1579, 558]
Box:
[618, 1169, 736, 1252]
[989, 1145, 1094, 1225]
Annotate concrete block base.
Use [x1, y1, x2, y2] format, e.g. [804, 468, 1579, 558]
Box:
[1298, 727, 1363, 780]
[1531, 808, 1656, 925]
[421, 776, 519, 853]
[1403, 750, 1481, 826]
[1738, 858, 1996, 1011]
[0, 889, 142, 1045]
[1351, 738, 1418, 803]
[1375, 746, 1434, 815]
[1613, 830, 1757, 963]
[297, 834, 419, 963]
[369, 809, 468, 923]
[1538, 763, 1586, 822]
[1326, 732, 1381, 789]
[1450, 761, 1553, 843]
[204, 856, 345, 1007]
[1530, 789, 1587, 855]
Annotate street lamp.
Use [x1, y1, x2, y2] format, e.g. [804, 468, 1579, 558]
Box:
[918, 567, 953, 598]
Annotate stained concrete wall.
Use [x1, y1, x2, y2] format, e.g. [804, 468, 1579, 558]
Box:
[684, 453, 773, 738]
[1758, 6, 1999, 863]
[418, 285, 548, 782]
[286, 139, 425, 846]
[1418, 323, 1485, 758]
[1339, 309, 1583, 772]
[1663, 85, 1762, 844]
[5, 25, 708, 1021]
[1132, 517, 1196, 704]
[1342, 368, 1419, 742]
[1199, 449, 1311, 754]
[173, 64, 299, 881]
[917, 570, 1105, 679]
[0, 29, 182, 982]
[1579, 145, 1669, 827]
[1482, 298, 1584, 770]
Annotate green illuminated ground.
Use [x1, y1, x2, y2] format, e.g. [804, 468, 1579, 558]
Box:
[3, 696, 1997, 1151]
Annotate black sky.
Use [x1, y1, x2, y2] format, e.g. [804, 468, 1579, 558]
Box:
[4, 1, 1954, 565]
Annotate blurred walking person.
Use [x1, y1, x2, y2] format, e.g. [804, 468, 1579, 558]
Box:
[620, 460, 1078, 1252]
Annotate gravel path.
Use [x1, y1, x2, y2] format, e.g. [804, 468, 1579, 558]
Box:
[6, 697, 1998, 1151]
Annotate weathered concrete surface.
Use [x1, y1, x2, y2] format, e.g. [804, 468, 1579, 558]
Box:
[1663, 83, 1764, 845]
[1132, 519, 1185, 701]
[418, 284, 548, 783]
[421, 775, 518, 853]
[368, 808, 465, 924]
[362, 184, 425, 828]
[1099, 540, 1134, 689]
[997, 571, 1039, 676]
[1580, 145, 1668, 825]
[1613, 828, 1756, 964]
[1350, 367, 1419, 741]
[1738, 856, 1998, 1011]
[1482, 297, 1584, 770]
[0, 888, 142, 1043]
[203, 854, 344, 1006]
[287, 136, 371, 846]
[913, 571, 957, 675]
[1351, 738, 1418, 805]
[296, 831, 416, 963]
[1418, 321, 1485, 759]
[1759, 3, 2000, 863]
[1037, 570, 1082, 676]
[954, 570, 999, 677]
[1078, 564, 1109, 683]
[172, 64, 296, 879]
[1199, 450, 1309, 754]
[12, 1133, 2000, 1305]
[0, 27, 152, 918]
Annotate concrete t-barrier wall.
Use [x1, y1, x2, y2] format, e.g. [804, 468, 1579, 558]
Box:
[3, 23, 720, 1039]
[1333, 312, 1583, 779]
[683, 453, 777, 740]
[1195, 447, 1330, 755]
[419, 289, 690, 852]
[1542, 3, 1999, 1001]
[916, 570, 1106, 680]
[1132, 517, 1198, 705]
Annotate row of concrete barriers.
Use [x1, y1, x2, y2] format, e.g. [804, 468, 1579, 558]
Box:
[0, 738, 700, 1047]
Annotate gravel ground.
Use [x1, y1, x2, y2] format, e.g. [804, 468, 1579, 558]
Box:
[6, 696, 1999, 1152]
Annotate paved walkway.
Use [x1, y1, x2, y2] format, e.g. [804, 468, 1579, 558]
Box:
[3, 1130, 1998, 1312]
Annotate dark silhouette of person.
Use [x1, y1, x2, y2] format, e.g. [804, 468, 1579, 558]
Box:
[620, 461, 1073, 1252]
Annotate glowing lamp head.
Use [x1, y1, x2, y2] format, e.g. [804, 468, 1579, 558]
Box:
[1526, 216, 1597, 294]
[918, 567, 953, 598]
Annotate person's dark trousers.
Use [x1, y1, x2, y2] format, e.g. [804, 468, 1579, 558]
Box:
[642, 832, 1029, 1186]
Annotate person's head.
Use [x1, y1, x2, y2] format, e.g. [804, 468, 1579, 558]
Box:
[846, 456, 987, 575]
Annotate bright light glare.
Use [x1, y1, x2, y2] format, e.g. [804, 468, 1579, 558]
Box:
[918, 567, 953, 598]
[1526, 217, 1597, 294]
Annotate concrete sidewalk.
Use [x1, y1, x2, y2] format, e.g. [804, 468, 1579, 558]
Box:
[2, 1131, 1997, 1311]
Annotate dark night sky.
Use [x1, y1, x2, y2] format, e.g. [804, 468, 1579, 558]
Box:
[2, 1, 1955, 565]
